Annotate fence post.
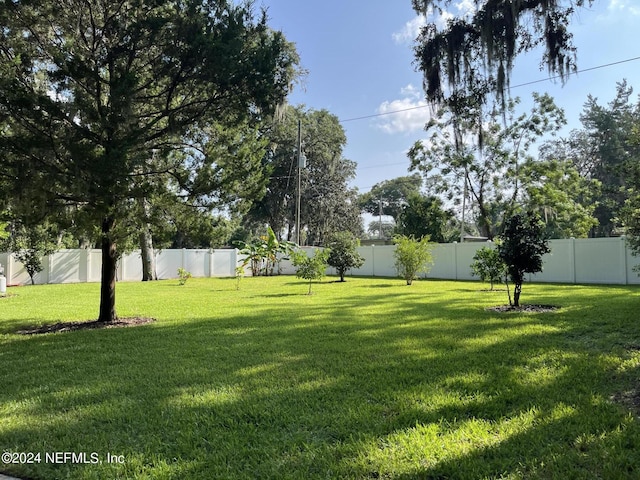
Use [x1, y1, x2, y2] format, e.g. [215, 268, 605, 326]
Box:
[6, 253, 13, 286]
[453, 242, 458, 281]
[621, 236, 628, 285]
[46, 252, 53, 284]
[570, 238, 576, 284]
[371, 244, 375, 277]
[85, 249, 91, 284]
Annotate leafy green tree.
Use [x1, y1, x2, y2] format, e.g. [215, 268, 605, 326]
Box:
[622, 113, 640, 267]
[498, 212, 550, 307]
[470, 245, 506, 291]
[0, 221, 8, 242]
[396, 193, 455, 242]
[359, 175, 423, 224]
[409, 94, 565, 239]
[367, 221, 396, 241]
[2, 222, 58, 285]
[520, 159, 600, 238]
[246, 106, 363, 245]
[0, 0, 299, 322]
[537, 81, 640, 237]
[292, 248, 330, 295]
[393, 235, 434, 285]
[578, 81, 640, 236]
[326, 231, 365, 282]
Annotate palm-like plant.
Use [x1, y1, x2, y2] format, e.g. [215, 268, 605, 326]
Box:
[236, 226, 296, 276]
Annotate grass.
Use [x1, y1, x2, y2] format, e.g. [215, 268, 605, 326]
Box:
[1, 276, 640, 479]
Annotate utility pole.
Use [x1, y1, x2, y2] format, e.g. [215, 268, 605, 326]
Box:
[296, 119, 305, 246]
[461, 168, 467, 243]
[378, 199, 383, 240]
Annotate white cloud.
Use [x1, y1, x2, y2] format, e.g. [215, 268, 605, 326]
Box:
[392, 15, 426, 44]
[392, 1, 476, 45]
[455, 0, 476, 18]
[400, 83, 422, 99]
[374, 84, 432, 135]
[608, 0, 640, 16]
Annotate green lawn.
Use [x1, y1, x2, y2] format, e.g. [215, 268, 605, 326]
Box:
[1, 276, 640, 479]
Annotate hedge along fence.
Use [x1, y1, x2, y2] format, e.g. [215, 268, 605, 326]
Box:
[1, 237, 639, 286]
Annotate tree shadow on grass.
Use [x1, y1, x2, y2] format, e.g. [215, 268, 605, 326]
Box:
[1, 282, 640, 478]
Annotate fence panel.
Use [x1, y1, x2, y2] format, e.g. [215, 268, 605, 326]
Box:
[574, 238, 625, 284]
[184, 249, 209, 278]
[2, 239, 640, 286]
[156, 250, 183, 280]
[530, 240, 574, 284]
[212, 249, 236, 277]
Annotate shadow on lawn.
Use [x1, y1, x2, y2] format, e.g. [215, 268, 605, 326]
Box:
[1, 283, 640, 478]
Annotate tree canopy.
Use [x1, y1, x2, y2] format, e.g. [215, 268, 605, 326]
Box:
[245, 106, 362, 245]
[395, 193, 455, 243]
[409, 93, 565, 239]
[0, 0, 299, 322]
[359, 174, 423, 224]
[498, 212, 550, 307]
[412, 0, 595, 106]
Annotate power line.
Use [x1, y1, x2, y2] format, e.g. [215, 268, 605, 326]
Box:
[338, 55, 640, 124]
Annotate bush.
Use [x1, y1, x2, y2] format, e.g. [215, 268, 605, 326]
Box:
[177, 268, 192, 286]
[326, 231, 365, 282]
[292, 248, 330, 294]
[470, 245, 506, 291]
[498, 212, 550, 307]
[393, 235, 434, 285]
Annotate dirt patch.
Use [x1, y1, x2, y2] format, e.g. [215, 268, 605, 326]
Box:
[17, 317, 155, 335]
[487, 304, 560, 313]
[611, 387, 640, 418]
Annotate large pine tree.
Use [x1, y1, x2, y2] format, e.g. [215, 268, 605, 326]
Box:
[0, 0, 299, 322]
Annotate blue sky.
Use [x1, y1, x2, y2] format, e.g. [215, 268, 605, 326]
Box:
[260, 0, 640, 196]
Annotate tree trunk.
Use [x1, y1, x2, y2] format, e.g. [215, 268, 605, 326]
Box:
[98, 217, 118, 323]
[139, 228, 156, 281]
[138, 198, 156, 281]
[513, 282, 522, 307]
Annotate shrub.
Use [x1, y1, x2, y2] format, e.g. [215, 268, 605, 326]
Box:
[292, 248, 330, 294]
[470, 245, 506, 291]
[393, 235, 434, 285]
[498, 212, 550, 307]
[177, 268, 192, 286]
[235, 226, 295, 276]
[326, 231, 365, 282]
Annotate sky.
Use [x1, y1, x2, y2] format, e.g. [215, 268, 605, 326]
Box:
[258, 0, 640, 201]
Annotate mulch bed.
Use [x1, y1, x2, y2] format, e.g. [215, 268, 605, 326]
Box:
[17, 317, 155, 335]
[487, 304, 560, 313]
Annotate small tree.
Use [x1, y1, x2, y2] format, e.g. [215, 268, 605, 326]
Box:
[393, 235, 434, 285]
[326, 231, 365, 282]
[236, 226, 296, 276]
[498, 212, 550, 307]
[177, 268, 192, 286]
[4, 223, 58, 285]
[470, 245, 506, 291]
[292, 248, 330, 295]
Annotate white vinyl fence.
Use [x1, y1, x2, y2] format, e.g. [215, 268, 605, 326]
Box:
[1, 237, 639, 286]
